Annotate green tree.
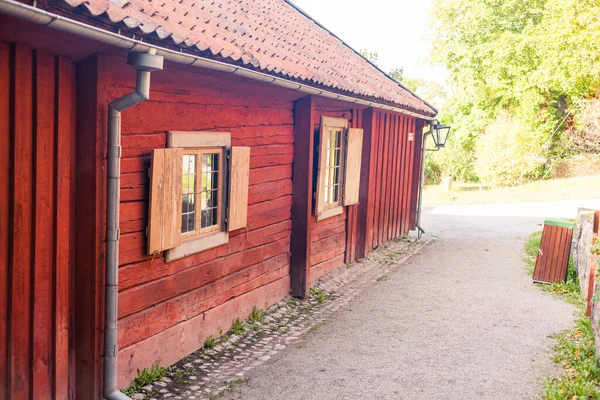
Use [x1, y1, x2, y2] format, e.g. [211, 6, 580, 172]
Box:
[359, 49, 379, 65]
[428, 0, 600, 185]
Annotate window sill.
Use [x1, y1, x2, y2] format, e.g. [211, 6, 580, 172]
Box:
[165, 231, 228, 262]
[316, 205, 343, 221]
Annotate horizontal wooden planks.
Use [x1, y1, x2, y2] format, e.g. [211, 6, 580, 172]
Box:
[109, 62, 296, 373]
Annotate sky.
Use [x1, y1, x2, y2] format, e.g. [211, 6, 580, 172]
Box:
[289, 0, 448, 84]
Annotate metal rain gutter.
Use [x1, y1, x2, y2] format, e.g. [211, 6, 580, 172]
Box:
[0, 0, 436, 120]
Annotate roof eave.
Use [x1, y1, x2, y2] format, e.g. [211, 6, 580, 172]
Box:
[0, 0, 437, 119]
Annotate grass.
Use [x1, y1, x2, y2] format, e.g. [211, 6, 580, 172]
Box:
[524, 232, 600, 398]
[424, 175, 600, 206]
[376, 275, 389, 282]
[544, 317, 600, 399]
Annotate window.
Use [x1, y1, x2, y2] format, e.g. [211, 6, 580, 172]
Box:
[181, 149, 224, 238]
[322, 126, 344, 208]
[315, 117, 364, 221]
[147, 132, 250, 262]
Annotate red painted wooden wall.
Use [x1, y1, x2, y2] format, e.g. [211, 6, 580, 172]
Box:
[308, 107, 354, 283]
[0, 43, 76, 400]
[354, 109, 422, 258]
[85, 56, 296, 387]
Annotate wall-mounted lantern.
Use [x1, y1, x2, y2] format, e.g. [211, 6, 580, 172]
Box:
[432, 122, 451, 149]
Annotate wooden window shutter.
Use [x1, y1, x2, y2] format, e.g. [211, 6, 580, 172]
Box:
[228, 146, 250, 231]
[342, 128, 364, 206]
[147, 148, 183, 254]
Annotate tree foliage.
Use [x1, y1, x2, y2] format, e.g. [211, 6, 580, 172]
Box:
[429, 0, 600, 184]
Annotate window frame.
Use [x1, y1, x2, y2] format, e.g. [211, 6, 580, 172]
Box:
[165, 131, 231, 262]
[321, 126, 345, 210]
[315, 117, 348, 221]
[180, 147, 225, 240]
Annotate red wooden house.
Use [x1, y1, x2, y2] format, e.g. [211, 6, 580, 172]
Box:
[0, 0, 437, 398]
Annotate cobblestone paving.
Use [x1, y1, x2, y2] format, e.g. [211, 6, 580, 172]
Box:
[126, 236, 431, 400]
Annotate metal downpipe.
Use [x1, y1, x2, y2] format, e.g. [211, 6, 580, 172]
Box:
[415, 124, 434, 238]
[104, 52, 162, 400]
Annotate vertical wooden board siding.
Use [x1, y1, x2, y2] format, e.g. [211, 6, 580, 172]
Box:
[385, 115, 394, 240]
[409, 120, 424, 230]
[290, 96, 314, 297]
[390, 115, 401, 239]
[32, 49, 55, 398]
[371, 112, 382, 249]
[0, 42, 10, 400]
[228, 146, 251, 231]
[11, 44, 34, 400]
[385, 114, 394, 240]
[380, 114, 391, 244]
[396, 116, 407, 238]
[356, 108, 375, 258]
[400, 117, 409, 234]
[374, 113, 385, 246]
[402, 118, 412, 234]
[406, 117, 416, 233]
[397, 116, 406, 234]
[55, 56, 75, 400]
[75, 54, 106, 400]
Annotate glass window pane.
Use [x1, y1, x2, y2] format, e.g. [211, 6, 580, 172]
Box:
[333, 185, 339, 202]
[207, 190, 218, 208]
[187, 213, 195, 232]
[334, 148, 341, 167]
[211, 171, 219, 190]
[211, 208, 218, 226]
[212, 154, 219, 172]
[201, 209, 215, 228]
[202, 154, 210, 173]
[333, 167, 340, 186]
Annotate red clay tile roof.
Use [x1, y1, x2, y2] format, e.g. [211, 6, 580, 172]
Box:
[49, 0, 437, 117]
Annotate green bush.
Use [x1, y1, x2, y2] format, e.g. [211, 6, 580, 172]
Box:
[476, 113, 546, 186]
[424, 157, 442, 185]
[565, 98, 600, 154]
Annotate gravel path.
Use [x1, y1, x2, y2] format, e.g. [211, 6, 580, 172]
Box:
[223, 237, 576, 400]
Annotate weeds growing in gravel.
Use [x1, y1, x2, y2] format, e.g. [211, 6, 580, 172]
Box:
[204, 335, 216, 349]
[230, 318, 247, 335]
[310, 287, 327, 303]
[249, 306, 266, 323]
[123, 364, 171, 395]
[376, 275, 389, 282]
[544, 316, 600, 399]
